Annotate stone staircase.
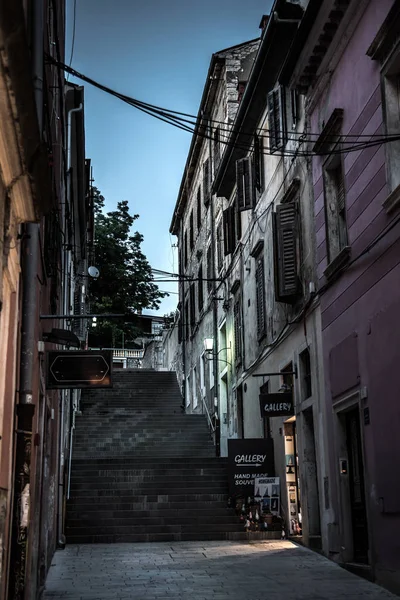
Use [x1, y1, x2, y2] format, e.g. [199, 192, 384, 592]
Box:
[66, 369, 249, 543]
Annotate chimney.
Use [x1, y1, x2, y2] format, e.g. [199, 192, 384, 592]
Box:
[259, 14, 270, 33]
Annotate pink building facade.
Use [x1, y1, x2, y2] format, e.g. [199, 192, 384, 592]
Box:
[288, 0, 400, 592]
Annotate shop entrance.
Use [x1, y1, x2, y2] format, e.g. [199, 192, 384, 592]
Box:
[345, 408, 369, 563]
[284, 418, 302, 536]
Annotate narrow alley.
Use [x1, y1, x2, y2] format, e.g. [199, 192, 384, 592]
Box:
[44, 540, 398, 600]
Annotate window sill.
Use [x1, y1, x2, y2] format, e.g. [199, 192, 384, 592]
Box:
[383, 183, 400, 214]
[324, 246, 351, 280]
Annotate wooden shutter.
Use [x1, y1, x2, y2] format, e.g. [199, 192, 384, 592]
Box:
[255, 256, 266, 338]
[203, 158, 210, 205]
[254, 134, 263, 192]
[235, 194, 242, 242]
[223, 207, 234, 255]
[217, 221, 223, 270]
[268, 87, 285, 152]
[206, 245, 212, 292]
[189, 211, 194, 250]
[213, 127, 220, 173]
[236, 157, 254, 211]
[335, 166, 345, 212]
[273, 202, 298, 302]
[198, 263, 203, 311]
[234, 298, 242, 366]
[190, 283, 196, 332]
[197, 186, 201, 229]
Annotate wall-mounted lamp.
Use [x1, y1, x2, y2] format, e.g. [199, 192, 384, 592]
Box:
[203, 338, 232, 367]
[204, 338, 214, 352]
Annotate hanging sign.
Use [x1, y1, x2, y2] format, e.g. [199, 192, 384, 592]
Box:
[259, 393, 294, 417]
[46, 350, 113, 389]
[227, 438, 274, 496]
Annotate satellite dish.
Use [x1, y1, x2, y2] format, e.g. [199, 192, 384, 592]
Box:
[88, 266, 100, 279]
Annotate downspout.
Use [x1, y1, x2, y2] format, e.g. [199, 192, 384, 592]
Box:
[58, 102, 83, 542]
[180, 220, 186, 410]
[208, 115, 220, 456]
[9, 1, 43, 598]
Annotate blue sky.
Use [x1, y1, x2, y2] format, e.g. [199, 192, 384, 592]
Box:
[66, 0, 272, 315]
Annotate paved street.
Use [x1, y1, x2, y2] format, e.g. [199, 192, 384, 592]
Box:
[44, 540, 398, 600]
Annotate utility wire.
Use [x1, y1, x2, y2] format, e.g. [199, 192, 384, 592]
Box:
[45, 56, 400, 157]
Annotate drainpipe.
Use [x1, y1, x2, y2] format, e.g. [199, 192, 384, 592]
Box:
[180, 220, 186, 410]
[57, 102, 83, 545]
[208, 115, 220, 456]
[9, 1, 43, 598]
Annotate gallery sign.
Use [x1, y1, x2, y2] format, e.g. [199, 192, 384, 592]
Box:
[259, 393, 294, 418]
[227, 438, 274, 496]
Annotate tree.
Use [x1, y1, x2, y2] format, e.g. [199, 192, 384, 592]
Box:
[88, 187, 166, 347]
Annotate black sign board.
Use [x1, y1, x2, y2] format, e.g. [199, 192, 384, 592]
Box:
[46, 350, 113, 389]
[227, 438, 274, 496]
[259, 393, 294, 417]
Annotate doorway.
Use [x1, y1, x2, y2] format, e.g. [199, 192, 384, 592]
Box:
[345, 408, 369, 563]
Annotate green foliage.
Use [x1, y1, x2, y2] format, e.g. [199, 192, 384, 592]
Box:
[89, 187, 166, 347]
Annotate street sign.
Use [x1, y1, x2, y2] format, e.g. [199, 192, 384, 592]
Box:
[259, 393, 294, 417]
[46, 350, 113, 389]
[227, 438, 274, 496]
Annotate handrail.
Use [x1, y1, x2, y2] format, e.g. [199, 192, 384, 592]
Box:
[197, 381, 215, 433]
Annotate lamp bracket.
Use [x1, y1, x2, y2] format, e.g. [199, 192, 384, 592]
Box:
[252, 366, 298, 379]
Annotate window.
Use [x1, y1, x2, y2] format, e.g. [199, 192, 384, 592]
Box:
[255, 254, 266, 339]
[236, 157, 254, 211]
[196, 186, 202, 230]
[323, 155, 348, 263]
[367, 3, 400, 202]
[299, 347, 312, 400]
[213, 127, 220, 173]
[254, 133, 264, 193]
[273, 200, 300, 303]
[222, 196, 241, 256]
[189, 282, 196, 333]
[186, 374, 190, 407]
[198, 263, 203, 312]
[217, 220, 223, 270]
[207, 244, 213, 293]
[233, 296, 243, 366]
[267, 86, 286, 152]
[189, 210, 194, 250]
[203, 158, 210, 205]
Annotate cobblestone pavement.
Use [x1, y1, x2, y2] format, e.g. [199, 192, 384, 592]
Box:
[44, 540, 398, 600]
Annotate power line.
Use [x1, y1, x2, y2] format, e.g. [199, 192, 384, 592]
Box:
[45, 56, 400, 158]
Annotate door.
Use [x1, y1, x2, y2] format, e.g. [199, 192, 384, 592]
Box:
[346, 409, 369, 563]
